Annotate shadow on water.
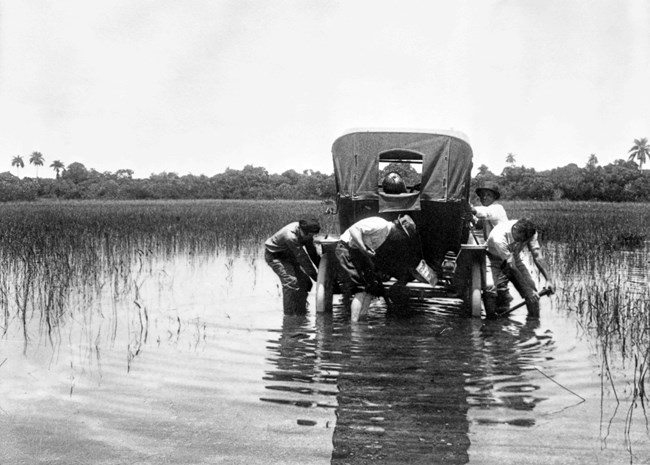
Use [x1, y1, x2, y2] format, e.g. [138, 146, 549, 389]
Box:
[263, 299, 556, 464]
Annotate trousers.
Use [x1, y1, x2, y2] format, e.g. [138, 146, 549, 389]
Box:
[488, 252, 539, 317]
[334, 241, 384, 297]
[265, 250, 313, 314]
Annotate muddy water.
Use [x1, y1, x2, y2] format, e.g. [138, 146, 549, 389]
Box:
[0, 250, 649, 464]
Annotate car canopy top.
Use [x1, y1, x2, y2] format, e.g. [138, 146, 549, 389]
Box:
[332, 129, 473, 203]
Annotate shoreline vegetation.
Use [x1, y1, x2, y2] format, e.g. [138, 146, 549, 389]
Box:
[3, 156, 650, 202]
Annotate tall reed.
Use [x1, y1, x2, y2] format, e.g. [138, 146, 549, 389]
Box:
[505, 201, 650, 435]
[0, 199, 329, 340]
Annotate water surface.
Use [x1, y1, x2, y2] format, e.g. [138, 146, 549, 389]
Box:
[1, 248, 648, 464]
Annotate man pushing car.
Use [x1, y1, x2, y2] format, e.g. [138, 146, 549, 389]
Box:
[334, 214, 426, 320]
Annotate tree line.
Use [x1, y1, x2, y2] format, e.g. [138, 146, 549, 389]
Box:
[2, 136, 650, 202]
[0, 163, 337, 202]
[473, 159, 650, 202]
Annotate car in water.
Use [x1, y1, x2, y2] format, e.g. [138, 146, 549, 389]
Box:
[315, 128, 486, 318]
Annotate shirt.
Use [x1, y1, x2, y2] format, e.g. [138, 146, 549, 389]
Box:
[265, 222, 318, 276]
[474, 203, 508, 239]
[487, 219, 540, 263]
[340, 216, 393, 251]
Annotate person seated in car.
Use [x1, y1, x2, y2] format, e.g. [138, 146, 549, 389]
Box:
[381, 172, 407, 194]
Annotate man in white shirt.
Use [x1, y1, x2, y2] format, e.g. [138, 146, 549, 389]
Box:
[486, 218, 555, 318]
[470, 181, 510, 311]
[471, 181, 508, 240]
[335, 214, 420, 311]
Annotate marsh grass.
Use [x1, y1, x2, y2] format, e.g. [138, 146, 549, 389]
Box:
[505, 201, 650, 444]
[0, 199, 646, 341]
[0, 199, 648, 434]
[0, 199, 330, 343]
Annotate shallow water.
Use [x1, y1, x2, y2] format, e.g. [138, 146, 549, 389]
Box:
[1, 249, 649, 464]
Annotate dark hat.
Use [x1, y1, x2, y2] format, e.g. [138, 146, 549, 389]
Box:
[299, 217, 321, 233]
[475, 181, 501, 200]
[514, 218, 536, 240]
[397, 214, 416, 238]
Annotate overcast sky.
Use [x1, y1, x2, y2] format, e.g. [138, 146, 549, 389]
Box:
[1, 0, 649, 179]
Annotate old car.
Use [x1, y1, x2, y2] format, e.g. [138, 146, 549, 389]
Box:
[315, 129, 486, 319]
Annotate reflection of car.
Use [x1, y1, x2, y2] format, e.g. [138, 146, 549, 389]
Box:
[315, 129, 486, 317]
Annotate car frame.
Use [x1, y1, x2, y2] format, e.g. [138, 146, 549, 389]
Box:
[315, 128, 486, 317]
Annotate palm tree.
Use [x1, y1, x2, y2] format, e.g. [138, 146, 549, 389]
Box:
[29, 151, 45, 178]
[628, 137, 650, 170]
[50, 160, 65, 179]
[505, 152, 516, 166]
[11, 155, 24, 177]
[587, 153, 598, 168]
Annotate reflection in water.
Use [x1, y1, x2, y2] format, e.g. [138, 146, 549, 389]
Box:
[262, 315, 339, 413]
[331, 311, 472, 464]
[262, 300, 558, 464]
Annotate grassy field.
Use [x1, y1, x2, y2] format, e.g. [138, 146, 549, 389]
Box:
[505, 200, 649, 247]
[0, 198, 646, 253]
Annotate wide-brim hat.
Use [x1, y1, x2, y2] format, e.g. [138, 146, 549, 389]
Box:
[397, 214, 416, 238]
[475, 181, 501, 200]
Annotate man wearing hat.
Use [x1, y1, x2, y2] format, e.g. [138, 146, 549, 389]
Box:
[486, 218, 555, 318]
[334, 214, 422, 313]
[470, 181, 512, 311]
[265, 217, 321, 314]
[471, 181, 508, 240]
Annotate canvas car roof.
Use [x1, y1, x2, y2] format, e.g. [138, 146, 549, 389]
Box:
[332, 129, 473, 202]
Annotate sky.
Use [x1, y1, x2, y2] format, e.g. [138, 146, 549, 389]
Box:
[1, 0, 649, 179]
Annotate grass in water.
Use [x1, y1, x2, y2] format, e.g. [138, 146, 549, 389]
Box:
[0, 199, 647, 438]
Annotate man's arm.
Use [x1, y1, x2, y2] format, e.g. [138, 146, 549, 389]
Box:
[304, 239, 320, 269]
[527, 234, 554, 292]
[531, 249, 555, 292]
[285, 236, 318, 281]
[348, 227, 375, 257]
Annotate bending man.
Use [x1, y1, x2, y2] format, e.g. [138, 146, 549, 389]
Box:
[486, 218, 555, 318]
[334, 214, 421, 313]
[265, 217, 321, 314]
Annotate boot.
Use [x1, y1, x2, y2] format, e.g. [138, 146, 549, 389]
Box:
[386, 281, 410, 316]
[496, 290, 513, 313]
[525, 296, 540, 319]
[483, 291, 498, 319]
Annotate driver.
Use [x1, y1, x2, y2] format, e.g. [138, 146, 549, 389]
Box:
[381, 172, 407, 194]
